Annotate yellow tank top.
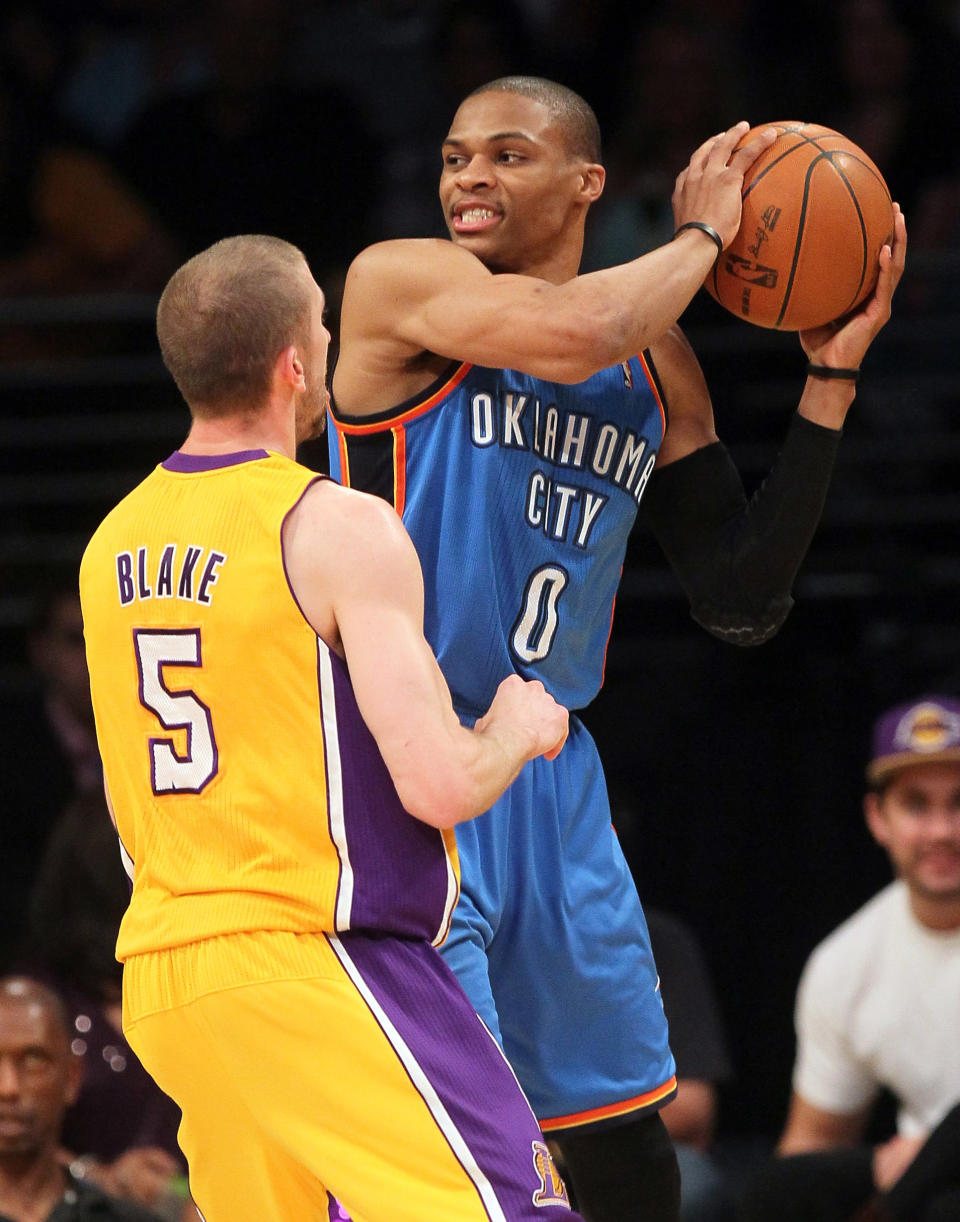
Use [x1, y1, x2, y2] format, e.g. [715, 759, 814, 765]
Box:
[80, 449, 458, 958]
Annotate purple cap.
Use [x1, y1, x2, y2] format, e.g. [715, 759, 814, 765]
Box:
[867, 695, 960, 785]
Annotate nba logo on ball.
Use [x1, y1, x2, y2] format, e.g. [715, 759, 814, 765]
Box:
[705, 122, 895, 330]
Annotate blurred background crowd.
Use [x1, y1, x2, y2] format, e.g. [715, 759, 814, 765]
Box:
[1, 0, 959, 1217]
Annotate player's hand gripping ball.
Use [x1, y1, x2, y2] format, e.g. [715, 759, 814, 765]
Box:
[705, 122, 895, 330]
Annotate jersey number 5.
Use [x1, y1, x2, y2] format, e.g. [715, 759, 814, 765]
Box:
[134, 628, 218, 794]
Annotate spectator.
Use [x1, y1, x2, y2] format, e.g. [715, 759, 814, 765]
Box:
[0, 33, 180, 308]
[53, 0, 208, 153]
[648, 908, 737, 1222]
[822, 0, 960, 226]
[117, 0, 375, 286]
[1, 586, 100, 971]
[293, 0, 451, 241]
[23, 790, 191, 1219]
[865, 1100, 960, 1221]
[583, 15, 743, 276]
[0, 975, 163, 1222]
[739, 694, 960, 1222]
[820, 0, 960, 313]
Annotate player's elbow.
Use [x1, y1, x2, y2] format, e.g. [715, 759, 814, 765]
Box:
[691, 593, 794, 646]
[547, 297, 633, 382]
[518, 286, 633, 383]
[393, 769, 477, 829]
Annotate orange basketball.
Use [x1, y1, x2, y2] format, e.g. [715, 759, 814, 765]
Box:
[704, 122, 895, 330]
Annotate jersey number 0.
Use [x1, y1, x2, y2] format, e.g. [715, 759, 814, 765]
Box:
[511, 564, 569, 663]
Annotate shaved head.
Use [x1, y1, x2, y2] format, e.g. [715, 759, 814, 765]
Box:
[156, 234, 314, 418]
[0, 976, 80, 1160]
[0, 977, 70, 1043]
[466, 76, 602, 164]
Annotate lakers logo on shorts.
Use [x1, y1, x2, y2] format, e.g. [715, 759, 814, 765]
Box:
[531, 1140, 570, 1208]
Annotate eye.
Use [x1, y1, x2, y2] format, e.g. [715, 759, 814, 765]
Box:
[21, 1050, 53, 1074]
[497, 150, 524, 164]
[443, 153, 466, 167]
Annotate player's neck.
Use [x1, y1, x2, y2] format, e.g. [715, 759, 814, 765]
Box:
[488, 232, 583, 284]
[179, 400, 295, 459]
[518, 243, 581, 284]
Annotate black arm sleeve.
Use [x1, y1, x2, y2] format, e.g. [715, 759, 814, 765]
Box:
[641, 413, 843, 645]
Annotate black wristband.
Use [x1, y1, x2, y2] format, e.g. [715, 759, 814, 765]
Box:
[806, 363, 860, 382]
[673, 221, 723, 256]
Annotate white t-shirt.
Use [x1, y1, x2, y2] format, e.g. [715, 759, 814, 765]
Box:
[793, 879, 960, 1136]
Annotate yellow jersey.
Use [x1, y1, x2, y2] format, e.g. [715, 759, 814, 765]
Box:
[80, 448, 458, 959]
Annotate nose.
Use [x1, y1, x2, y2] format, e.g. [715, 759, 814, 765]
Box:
[0, 1056, 20, 1098]
[927, 806, 960, 838]
[455, 153, 497, 191]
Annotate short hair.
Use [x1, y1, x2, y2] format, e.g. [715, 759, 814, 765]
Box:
[466, 75, 602, 164]
[0, 976, 71, 1044]
[156, 234, 314, 417]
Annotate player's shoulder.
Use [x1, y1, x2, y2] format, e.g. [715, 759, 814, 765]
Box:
[293, 479, 406, 547]
[345, 237, 487, 293]
[287, 480, 418, 604]
[80, 468, 159, 562]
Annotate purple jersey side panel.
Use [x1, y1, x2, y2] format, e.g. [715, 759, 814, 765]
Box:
[325, 649, 455, 942]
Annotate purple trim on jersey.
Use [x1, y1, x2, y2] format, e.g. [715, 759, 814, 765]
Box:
[331, 932, 578, 1221]
[279, 475, 327, 624]
[161, 449, 269, 472]
[275, 468, 454, 940]
[324, 651, 453, 940]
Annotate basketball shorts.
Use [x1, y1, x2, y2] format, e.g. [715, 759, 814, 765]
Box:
[122, 930, 581, 1222]
[441, 715, 677, 1135]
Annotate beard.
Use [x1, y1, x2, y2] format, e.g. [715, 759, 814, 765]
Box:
[295, 378, 329, 444]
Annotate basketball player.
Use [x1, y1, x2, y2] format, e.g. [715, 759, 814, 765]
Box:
[327, 77, 907, 1222]
[79, 234, 581, 1222]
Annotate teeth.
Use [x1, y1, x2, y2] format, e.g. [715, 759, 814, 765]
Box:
[460, 208, 495, 223]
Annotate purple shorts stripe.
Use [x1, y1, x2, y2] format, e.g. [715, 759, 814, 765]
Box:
[328, 932, 580, 1222]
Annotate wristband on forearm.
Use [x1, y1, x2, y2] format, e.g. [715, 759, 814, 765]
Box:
[806, 363, 860, 382]
[642, 414, 843, 645]
[673, 222, 724, 256]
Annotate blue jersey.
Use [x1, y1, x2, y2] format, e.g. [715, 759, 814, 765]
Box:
[329, 355, 666, 713]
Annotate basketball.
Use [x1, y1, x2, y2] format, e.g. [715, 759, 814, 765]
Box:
[704, 122, 895, 331]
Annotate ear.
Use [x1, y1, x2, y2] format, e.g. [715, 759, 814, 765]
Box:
[864, 791, 891, 850]
[578, 162, 605, 205]
[275, 344, 306, 392]
[64, 1049, 84, 1108]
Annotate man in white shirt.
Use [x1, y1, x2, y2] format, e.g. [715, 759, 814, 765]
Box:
[740, 694, 960, 1222]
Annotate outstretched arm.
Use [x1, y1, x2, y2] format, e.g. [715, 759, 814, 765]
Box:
[283, 481, 568, 827]
[336, 122, 777, 398]
[642, 206, 907, 645]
